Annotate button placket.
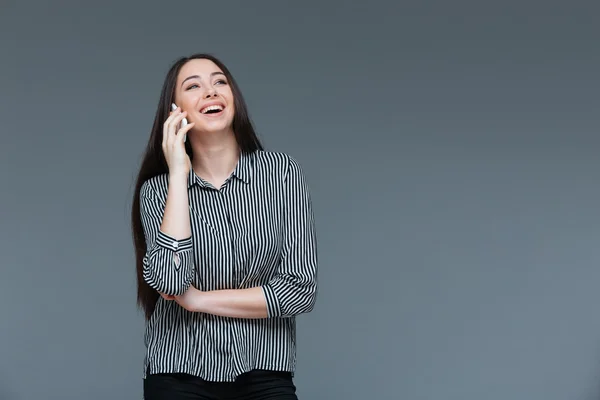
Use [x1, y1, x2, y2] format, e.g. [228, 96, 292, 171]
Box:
[172, 241, 180, 267]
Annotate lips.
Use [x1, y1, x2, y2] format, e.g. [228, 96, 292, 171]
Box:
[199, 101, 225, 115]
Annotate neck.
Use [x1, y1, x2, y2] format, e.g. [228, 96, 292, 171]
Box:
[190, 130, 240, 184]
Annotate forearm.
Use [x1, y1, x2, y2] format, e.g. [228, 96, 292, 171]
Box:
[191, 287, 268, 319]
[160, 173, 191, 240]
[140, 178, 194, 296]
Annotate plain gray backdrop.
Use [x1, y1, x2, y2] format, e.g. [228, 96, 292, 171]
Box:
[1, 1, 600, 399]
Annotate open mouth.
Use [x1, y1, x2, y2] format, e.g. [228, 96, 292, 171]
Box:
[200, 103, 225, 115]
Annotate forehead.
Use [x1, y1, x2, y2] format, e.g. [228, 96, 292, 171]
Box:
[177, 59, 223, 82]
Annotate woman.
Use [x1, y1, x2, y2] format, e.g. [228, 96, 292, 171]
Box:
[130, 53, 318, 399]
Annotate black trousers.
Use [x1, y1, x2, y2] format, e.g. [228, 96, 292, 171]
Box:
[143, 369, 298, 400]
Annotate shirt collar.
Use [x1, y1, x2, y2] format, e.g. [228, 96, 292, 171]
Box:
[187, 150, 254, 188]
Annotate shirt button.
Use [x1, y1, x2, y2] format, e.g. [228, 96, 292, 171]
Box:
[172, 241, 179, 249]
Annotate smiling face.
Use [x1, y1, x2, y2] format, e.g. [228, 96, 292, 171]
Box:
[173, 58, 235, 135]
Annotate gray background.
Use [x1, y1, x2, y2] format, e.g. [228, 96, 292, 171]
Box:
[1, 1, 599, 399]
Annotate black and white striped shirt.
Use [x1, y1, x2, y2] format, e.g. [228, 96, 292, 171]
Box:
[139, 150, 318, 382]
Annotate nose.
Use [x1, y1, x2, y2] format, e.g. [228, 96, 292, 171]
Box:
[203, 86, 218, 98]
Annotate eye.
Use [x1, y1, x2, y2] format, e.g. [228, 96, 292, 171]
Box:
[215, 79, 227, 85]
[185, 84, 200, 90]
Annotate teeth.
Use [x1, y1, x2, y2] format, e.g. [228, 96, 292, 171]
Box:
[201, 105, 224, 114]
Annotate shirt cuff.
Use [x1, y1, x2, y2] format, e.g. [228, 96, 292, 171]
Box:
[262, 284, 281, 318]
[155, 230, 193, 252]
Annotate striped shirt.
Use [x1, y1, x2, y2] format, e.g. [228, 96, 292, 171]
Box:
[139, 150, 318, 382]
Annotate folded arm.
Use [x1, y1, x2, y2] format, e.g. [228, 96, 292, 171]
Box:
[140, 174, 195, 296]
[173, 157, 318, 318]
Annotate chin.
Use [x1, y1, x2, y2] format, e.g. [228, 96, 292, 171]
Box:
[195, 121, 234, 134]
[200, 116, 233, 131]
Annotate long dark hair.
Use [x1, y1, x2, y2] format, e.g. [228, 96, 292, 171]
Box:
[131, 53, 264, 319]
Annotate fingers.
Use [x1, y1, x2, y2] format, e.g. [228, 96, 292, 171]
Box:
[167, 109, 188, 137]
[163, 107, 188, 149]
[161, 106, 193, 174]
[177, 121, 195, 144]
[168, 112, 186, 148]
[162, 107, 180, 149]
[163, 107, 185, 134]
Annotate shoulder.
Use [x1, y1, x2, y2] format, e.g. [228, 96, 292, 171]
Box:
[140, 173, 170, 201]
[251, 150, 306, 178]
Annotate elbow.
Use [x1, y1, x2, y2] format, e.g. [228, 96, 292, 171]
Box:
[142, 267, 193, 296]
[263, 267, 318, 318]
[281, 282, 318, 317]
[294, 293, 317, 315]
[142, 253, 194, 296]
[150, 278, 192, 296]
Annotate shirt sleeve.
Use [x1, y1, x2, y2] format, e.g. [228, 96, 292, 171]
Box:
[139, 181, 195, 296]
[262, 156, 318, 317]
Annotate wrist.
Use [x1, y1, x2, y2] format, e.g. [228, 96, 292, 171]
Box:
[191, 289, 205, 313]
[169, 170, 189, 182]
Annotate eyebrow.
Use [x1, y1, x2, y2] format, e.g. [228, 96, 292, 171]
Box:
[181, 72, 225, 87]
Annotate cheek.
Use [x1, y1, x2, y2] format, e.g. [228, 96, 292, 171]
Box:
[222, 88, 234, 102]
[226, 93, 235, 114]
[227, 105, 235, 121]
[184, 95, 200, 109]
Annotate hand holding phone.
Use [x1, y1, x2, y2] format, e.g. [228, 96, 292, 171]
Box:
[163, 103, 193, 176]
[171, 103, 188, 142]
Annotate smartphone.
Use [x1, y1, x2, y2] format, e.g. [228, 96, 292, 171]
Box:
[171, 103, 188, 142]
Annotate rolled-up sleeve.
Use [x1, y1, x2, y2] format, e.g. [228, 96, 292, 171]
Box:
[262, 157, 318, 318]
[139, 182, 195, 296]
